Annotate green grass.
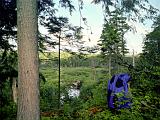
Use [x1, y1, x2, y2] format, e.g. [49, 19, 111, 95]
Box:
[41, 117, 51, 120]
[40, 66, 108, 87]
[40, 66, 109, 116]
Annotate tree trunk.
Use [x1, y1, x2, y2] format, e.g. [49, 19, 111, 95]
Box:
[12, 77, 17, 103]
[108, 53, 112, 77]
[91, 58, 96, 81]
[17, 0, 40, 120]
[132, 49, 135, 67]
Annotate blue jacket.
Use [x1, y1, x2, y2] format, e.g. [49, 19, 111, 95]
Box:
[107, 73, 132, 110]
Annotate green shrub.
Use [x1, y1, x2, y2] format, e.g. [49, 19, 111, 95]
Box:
[0, 102, 17, 120]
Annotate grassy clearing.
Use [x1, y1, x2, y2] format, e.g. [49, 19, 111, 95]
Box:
[40, 66, 109, 117]
[40, 66, 108, 87]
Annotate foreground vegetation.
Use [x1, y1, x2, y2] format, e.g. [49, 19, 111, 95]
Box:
[39, 64, 160, 120]
[1, 51, 160, 120]
[1, 53, 160, 120]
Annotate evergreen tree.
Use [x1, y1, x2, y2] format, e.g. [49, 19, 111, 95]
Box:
[100, 9, 130, 75]
[142, 15, 160, 66]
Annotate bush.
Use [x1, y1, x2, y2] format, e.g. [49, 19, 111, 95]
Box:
[0, 102, 17, 120]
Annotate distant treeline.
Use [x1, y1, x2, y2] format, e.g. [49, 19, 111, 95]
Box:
[40, 52, 137, 68]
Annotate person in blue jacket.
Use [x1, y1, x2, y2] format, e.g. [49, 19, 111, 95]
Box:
[107, 73, 132, 111]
